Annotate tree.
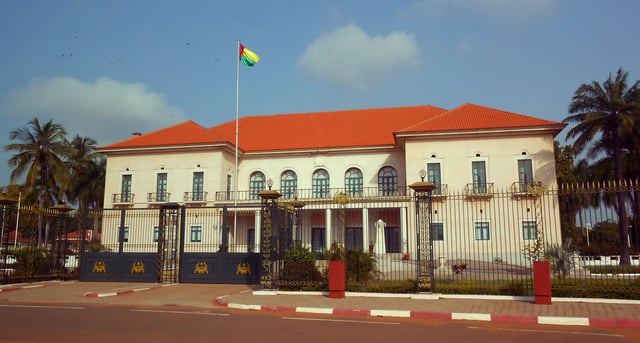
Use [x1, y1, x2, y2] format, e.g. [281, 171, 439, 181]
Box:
[564, 68, 640, 265]
[4, 118, 72, 246]
[67, 135, 105, 211]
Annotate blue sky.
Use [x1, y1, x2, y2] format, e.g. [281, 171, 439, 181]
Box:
[1, 0, 639, 185]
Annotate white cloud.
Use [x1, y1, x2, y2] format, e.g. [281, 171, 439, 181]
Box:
[2, 76, 185, 146]
[296, 24, 420, 90]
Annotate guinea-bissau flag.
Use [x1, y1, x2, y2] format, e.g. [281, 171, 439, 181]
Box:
[239, 44, 260, 67]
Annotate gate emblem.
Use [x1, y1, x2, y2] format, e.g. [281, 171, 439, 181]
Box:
[92, 261, 106, 273]
[130, 261, 145, 274]
[236, 262, 251, 275]
[194, 261, 209, 274]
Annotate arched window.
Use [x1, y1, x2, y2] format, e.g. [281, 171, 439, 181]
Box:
[378, 166, 398, 196]
[312, 169, 330, 198]
[280, 170, 297, 199]
[345, 168, 363, 196]
[249, 171, 265, 200]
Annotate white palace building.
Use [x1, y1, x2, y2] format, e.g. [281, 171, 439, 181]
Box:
[97, 103, 566, 266]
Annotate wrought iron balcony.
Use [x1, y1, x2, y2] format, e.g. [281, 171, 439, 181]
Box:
[147, 192, 171, 203]
[215, 186, 412, 203]
[510, 181, 544, 197]
[184, 191, 208, 202]
[464, 183, 494, 199]
[112, 193, 134, 204]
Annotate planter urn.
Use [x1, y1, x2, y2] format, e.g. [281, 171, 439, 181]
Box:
[328, 260, 346, 299]
[533, 260, 552, 305]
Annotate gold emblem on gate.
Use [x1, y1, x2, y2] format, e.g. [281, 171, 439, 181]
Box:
[236, 262, 251, 275]
[194, 261, 209, 274]
[92, 261, 106, 273]
[130, 261, 145, 274]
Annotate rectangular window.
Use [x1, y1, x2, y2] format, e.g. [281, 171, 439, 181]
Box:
[474, 221, 490, 241]
[190, 225, 202, 243]
[121, 175, 132, 202]
[518, 159, 534, 192]
[247, 228, 255, 252]
[312, 176, 330, 198]
[472, 161, 487, 193]
[345, 227, 363, 250]
[312, 227, 326, 253]
[384, 227, 401, 253]
[522, 220, 537, 240]
[427, 163, 441, 195]
[192, 172, 204, 201]
[431, 222, 444, 241]
[121, 226, 129, 243]
[156, 173, 168, 202]
[153, 226, 159, 243]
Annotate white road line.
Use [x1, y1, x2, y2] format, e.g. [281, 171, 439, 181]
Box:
[0, 304, 84, 310]
[282, 317, 400, 325]
[228, 303, 261, 310]
[495, 327, 623, 338]
[131, 309, 230, 316]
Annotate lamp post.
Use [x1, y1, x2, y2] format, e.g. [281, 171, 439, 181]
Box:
[408, 169, 436, 293]
[258, 179, 281, 289]
[50, 204, 73, 276]
[333, 192, 350, 249]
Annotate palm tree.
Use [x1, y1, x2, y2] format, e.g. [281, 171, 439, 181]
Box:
[4, 118, 72, 246]
[564, 68, 640, 265]
[67, 135, 105, 241]
[67, 135, 105, 210]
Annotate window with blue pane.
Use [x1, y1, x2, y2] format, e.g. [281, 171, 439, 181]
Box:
[378, 166, 397, 196]
[190, 225, 202, 243]
[249, 172, 266, 200]
[312, 169, 330, 198]
[280, 170, 297, 199]
[345, 168, 363, 196]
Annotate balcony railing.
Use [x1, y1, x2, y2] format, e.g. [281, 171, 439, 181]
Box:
[510, 181, 543, 196]
[112, 193, 134, 204]
[464, 183, 494, 198]
[215, 186, 413, 202]
[184, 191, 208, 202]
[147, 192, 171, 203]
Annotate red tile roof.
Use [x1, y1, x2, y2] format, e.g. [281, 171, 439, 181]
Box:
[101, 120, 226, 149]
[208, 105, 447, 151]
[99, 104, 564, 152]
[399, 103, 564, 134]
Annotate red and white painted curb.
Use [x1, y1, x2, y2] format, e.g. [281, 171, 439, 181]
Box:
[214, 296, 640, 329]
[0, 281, 60, 292]
[83, 284, 172, 298]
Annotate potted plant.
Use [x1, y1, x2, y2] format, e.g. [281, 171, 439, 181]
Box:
[522, 236, 551, 305]
[325, 243, 345, 298]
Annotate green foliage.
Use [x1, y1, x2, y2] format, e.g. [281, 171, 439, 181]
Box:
[552, 278, 640, 300]
[345, 249, 380, 282]
[323, 242, 345, 261]
[283, 244, 315, 263]
[584, 265, 640, 274]
[9, 246, 51, 278]
[545, 238, 575, 278]
[522, 236, 546, 262]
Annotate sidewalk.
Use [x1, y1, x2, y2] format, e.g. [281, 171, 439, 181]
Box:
[1, 281, 639, 328]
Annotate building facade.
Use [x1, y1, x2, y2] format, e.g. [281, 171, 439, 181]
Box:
[98, 103, 565, 265]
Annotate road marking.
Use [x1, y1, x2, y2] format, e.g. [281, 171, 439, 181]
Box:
[131, 309, 230, 316]
[282, 317, 400, 325]
[0, 304, 84, 310]
[538, 316, 589, 326]
[452, 312, 491, 321]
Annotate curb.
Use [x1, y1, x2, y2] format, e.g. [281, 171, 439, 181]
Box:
[214, 297, 640, 329]
[83, 284, 171, 298]
[0, 281, 60, 292]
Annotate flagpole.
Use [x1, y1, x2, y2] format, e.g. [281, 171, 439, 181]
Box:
[233, 40, 240, 251]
